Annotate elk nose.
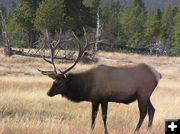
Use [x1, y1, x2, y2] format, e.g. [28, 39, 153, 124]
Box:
[47, 91, 52, 97]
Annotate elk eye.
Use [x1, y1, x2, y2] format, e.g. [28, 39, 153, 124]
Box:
[55, 80, 61, 84]
[54, 80, 58, 84]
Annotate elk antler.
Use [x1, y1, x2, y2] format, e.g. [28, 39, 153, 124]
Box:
[38, 29, 63, 75]
[61, 28, 88, 74]
[61, 27, 103, 74]
[38, 28, 103, 76]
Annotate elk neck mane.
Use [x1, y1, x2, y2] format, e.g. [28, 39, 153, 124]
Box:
[61, 71, 92, 102]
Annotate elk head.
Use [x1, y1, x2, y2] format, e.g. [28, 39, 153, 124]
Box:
[45, 74, 66, 97]
[38, 28, 100, 97]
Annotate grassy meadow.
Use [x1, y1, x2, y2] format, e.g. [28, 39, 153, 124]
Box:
[0, 50, 180, 134]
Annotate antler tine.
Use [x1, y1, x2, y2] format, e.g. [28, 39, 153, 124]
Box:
[72, 31, 82, 52]
[38, 55, 58, 74]
[46, 29, 51, 45]
[38, 30, 61, 75]
[46, 30, 58, 73]
[43, 56, 52, 64]
[54, 28, 62, 49]
[83, 27, 88, 48]
[54, 29, 64, 73]
[37, 69, 56, 75]
[62, 28, 89, 74]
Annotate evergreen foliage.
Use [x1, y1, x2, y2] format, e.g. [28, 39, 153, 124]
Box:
[160, 7, 174, 50]
[172, 11, 180, 55]
[144, 10, 161, 43]
[35, 0, 65, 32]
[64, 0, 97, 34]
[7, 0, 42, 47]
[1, 0, 180, 56]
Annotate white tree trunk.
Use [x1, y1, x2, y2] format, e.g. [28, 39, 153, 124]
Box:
[0, 10, 11, 56]
[94, 8, 101, 53]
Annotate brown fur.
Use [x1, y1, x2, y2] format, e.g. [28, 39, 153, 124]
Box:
[46, 63, 161, 134]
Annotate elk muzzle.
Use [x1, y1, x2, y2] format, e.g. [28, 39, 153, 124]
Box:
[47, 90, 54, 97]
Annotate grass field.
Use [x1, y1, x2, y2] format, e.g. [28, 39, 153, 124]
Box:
[0, 50, 180, 134]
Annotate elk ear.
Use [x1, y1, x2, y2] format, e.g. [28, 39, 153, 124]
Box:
[47, 74, 57, 79]
[66, 73, 73, 81]
[55, 74, 66, 80]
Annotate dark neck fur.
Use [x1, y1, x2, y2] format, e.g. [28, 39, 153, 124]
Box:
[61, 73, 90, 102]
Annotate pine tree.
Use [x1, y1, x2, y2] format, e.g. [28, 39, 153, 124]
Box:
[114, 0, 146, 47]
[172, 10, 180, 55]
[128, 0, 146, 47]
[64, 0, 97, 35]
[115, 7, 130, 45]
[144, 9, 161, 44]
[95, 1, 121, 44]
[160, 7, 174, 51]
[7, 0, 42, 47]
[35, 0, 65, 32]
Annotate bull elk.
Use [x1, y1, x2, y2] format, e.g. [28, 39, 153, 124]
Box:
[38, 29, 161, 134]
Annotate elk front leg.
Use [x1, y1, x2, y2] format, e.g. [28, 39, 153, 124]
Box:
[91, 102, 99, 131]
[101, 102, 108, 134]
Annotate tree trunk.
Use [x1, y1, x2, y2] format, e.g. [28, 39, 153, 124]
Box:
[1, 10, 12, 56]
[94, 8, 102, 54]
[4, 40, 12, 56]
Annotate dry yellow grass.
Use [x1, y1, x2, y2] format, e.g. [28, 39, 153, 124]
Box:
[0, 50, 180, 134]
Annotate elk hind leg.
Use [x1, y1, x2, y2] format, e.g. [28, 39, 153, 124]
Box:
[147, 99, 155, 128]
[135, 98, 148, 132]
